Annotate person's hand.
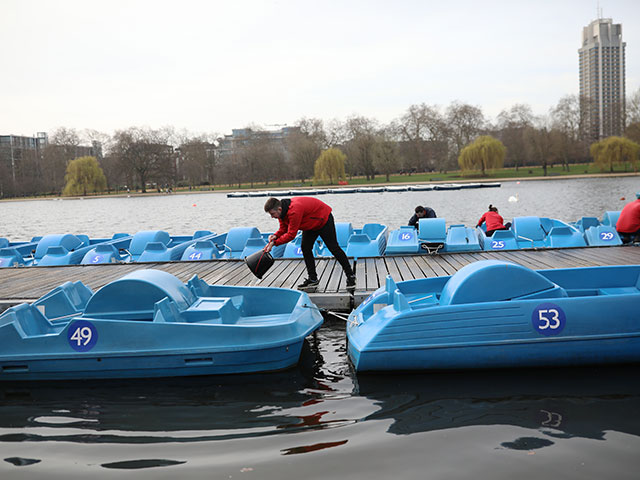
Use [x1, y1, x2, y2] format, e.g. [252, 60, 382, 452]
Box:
[268, 234, 277, 243]
[263, 240, 274, 253]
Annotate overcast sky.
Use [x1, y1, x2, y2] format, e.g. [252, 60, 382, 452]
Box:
[1, 0, 639, 139]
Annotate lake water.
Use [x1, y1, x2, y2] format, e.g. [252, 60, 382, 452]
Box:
[1, 176, 639, 479]
[1, 176, 637, 241]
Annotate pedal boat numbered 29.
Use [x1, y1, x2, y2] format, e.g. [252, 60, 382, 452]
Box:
[347, 260, 640, 372]
[0, 269, 323, 380]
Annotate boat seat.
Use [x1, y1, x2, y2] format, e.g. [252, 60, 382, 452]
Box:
[601, 211, 621, 227]
[439, 260, 567, 306]
[597, 287, 639, 295]
[0, 238, 8, 249]
[34, 234, 83, 260]
[128, 230, 171, 256]
[0, 304, 55, 337]
[182, 296, 243, 324]
[33, 280, 93, 320]
[335, 223, 354, 248]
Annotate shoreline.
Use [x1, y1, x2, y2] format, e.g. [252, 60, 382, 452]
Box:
[1, 171, 638, 202]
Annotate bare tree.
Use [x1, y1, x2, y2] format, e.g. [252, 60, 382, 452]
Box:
[445, 101, 486, 170]
[396, 103, 449, 173]
[496, 104, 534, 170]
[111, 127, 174, 192]
[342, 116, 379, 180]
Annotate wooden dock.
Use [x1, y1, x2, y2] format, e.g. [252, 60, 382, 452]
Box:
[1, 246, 640, 312]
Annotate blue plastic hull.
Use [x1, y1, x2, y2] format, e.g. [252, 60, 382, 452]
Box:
[0, 269, 323, 380]
[0, 341, 305, 380]
[348, 261, 640, 372]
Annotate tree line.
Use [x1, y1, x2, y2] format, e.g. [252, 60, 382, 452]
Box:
[2, 88, 640, 198]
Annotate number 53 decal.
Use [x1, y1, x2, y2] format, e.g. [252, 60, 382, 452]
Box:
[531, 303, 566, 335]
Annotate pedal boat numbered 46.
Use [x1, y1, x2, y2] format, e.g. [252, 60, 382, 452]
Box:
[347, 260, 640, 372]
[0, 269, 323, 380]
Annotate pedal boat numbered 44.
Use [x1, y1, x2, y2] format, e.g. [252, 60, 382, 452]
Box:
[347, 260, 640, 372]
[0, 270, 323, 380]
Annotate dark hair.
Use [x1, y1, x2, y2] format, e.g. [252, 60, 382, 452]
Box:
[488, 204, 498, 212]
[415, 206, 425, 214]
[264, 197, 281, 212]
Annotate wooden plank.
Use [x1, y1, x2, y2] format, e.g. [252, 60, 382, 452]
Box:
[383, 256, 404, 283]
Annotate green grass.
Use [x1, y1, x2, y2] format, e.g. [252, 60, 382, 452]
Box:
[180, 162, 638, 193]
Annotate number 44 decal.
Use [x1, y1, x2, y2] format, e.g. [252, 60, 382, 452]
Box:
[531, 303, 566, 336]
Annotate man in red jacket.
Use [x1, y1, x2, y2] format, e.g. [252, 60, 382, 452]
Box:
[617, 193, 640, 243]
[264, 197, 356, 292]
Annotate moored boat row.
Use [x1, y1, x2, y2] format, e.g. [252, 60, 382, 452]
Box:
[0, 210, 626, 268]
[226, 182, 501, 198]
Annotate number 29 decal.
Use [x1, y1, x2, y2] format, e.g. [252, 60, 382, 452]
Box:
[67, 320, 98, 352]
[531, 303, 566, 336]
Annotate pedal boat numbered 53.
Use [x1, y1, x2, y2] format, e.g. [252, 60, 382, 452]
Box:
[347, 260, 640, 372]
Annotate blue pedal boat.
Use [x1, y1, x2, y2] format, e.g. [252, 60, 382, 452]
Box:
[0, 269, 323, 380]
[347, 260, 640, 372]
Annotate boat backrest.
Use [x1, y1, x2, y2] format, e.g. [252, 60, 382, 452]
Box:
[225, 227, 261, 253]
[33, 280, 93, 320]
[439, 260, 566, 306]
[129, 230, 170, 256]
[361, 223, 385, 240]
[76, 234, 91, 247]
[335, 223, 354, 247]
[34, 234, 83, 260]
[602, 210, 621, 227]
[181, 240, 220, 261]
[193, 230, 213, 239]
[0, 238, 8, 249]
[418, 218, 446, 243]
[0, 247, 26, 267]
[547, 226, 587, 248]
[0, 303, 54, 337]
[577, 217, 601, 231]
[511, 217, 547, 241]
[84, 269, 196, 320]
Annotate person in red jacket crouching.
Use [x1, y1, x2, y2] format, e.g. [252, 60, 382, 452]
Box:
[476, 204, 512, 237]
[263, 197, 356, 293]
[616, 193, 640, 244]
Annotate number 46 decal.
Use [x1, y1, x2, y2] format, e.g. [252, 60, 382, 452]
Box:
[531, 303, 566, 336]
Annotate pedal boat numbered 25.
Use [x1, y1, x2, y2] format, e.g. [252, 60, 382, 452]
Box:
[0, 269, 323, 380]
[347, 260, 640, 372]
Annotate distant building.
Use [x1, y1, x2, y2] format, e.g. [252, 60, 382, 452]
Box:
[216, 126, 301, 162]
[578, 17, 626, 140]
[0, 132, 49, 183]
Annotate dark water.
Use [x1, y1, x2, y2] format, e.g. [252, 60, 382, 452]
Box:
[1, 319, 639, 479]
[1, 177, 640, 478]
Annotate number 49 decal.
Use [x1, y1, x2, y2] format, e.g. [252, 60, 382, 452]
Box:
[68, 320, 98, 352]
[531, 303, 566, 336]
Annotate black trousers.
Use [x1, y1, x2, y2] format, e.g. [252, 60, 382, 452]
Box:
[301, 213, 354, 280]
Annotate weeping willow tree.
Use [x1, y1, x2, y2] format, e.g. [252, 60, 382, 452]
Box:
[458, 135, 506, 176]
[62, 156, 107, 196]
[590, 136, 640, 173]
[313, 148, 347, 185]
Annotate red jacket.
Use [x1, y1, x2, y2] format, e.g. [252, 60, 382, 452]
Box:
[617, 199, 640, 233]
[477, 211, 506, 231]
[274, 197, 332, 245]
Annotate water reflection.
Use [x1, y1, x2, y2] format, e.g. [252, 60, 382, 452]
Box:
[0, 340, 327, 443]
[355, 365, 640, 445]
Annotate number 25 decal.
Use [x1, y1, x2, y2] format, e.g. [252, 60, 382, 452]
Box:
[491, 240, 505, 249]
[531, 303, 566, 336]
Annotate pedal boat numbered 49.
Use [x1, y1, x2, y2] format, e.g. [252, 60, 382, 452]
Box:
[347, 260, 640, 372]
[0, 269, 323, 380]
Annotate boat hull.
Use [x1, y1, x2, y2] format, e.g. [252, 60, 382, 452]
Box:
[0, 340, 307, 380]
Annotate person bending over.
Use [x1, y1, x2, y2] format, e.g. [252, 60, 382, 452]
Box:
[263, 197, 356, 292]
[476, 205, 511, 237]
[617, 193, 640, 244]
[408, 205, 437, 228]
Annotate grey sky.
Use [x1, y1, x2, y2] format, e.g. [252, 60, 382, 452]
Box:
[1, 0, 638, 138]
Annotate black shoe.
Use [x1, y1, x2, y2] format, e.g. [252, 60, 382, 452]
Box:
[346, 275, 356, 292]
[298, 278, 319, 292]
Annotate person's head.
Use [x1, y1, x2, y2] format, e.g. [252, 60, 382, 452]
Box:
[415, 206, 426, 218]
[488, 204, 498, 212]
[264, 197, 282, 219]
